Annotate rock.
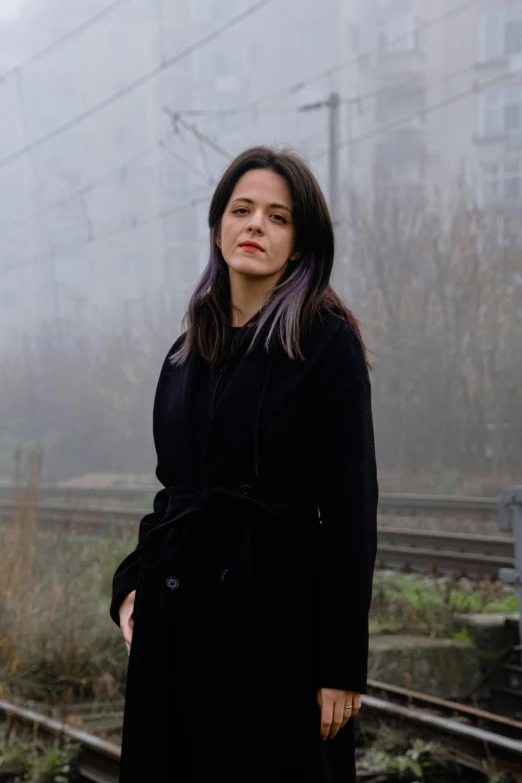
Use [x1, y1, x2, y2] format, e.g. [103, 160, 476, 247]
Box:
[368, 635, 481, 699]
[455, 613, 520, 652]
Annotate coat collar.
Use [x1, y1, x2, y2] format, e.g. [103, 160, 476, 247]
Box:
[162, 313, 342, 487]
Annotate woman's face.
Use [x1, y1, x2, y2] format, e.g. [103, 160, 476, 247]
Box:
[217, 168, 300, 282]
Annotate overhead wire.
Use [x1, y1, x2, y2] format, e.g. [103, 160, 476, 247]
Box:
[173, 0, 490, 120]
[0, 0, 132, 83]
[258, 0, 490, 112]
[0, 136, 211, 237]
[309, 65, 522, 161]
[0, 0, 274, 172]
[1, 186, 213, 274]
[0, 0, 496, 278]
[292, 59, 485, 158]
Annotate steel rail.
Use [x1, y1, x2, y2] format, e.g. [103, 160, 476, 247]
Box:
[0, 699, 120, 782]
[367, 679, 522, 733]
[378, 528, 513, 556]
[0, 484, 500, 514]
[0, 501, 515, 577]
[362, 694, 522, 778]
[363, 694, 522, 754]
[2, 685, 522, 780]
[0, 501, 509, 535]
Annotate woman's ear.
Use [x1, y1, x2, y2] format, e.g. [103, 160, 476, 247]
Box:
[289, 249, 301, 261]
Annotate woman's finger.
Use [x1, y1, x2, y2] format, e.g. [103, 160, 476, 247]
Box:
[340, 700, 353, 729]
[352, 693, 361, 717]
[328, 698, 346, 739]
[320, 696, 333, 741]
[121, 613, 134, 655]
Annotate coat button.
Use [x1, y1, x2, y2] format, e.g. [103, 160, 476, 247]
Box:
[220, 569, 228, 582]
[166, 576, 180, 590]
[240, 484, 252, 496]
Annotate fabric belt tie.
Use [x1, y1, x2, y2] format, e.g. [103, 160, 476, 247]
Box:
[136, 484, 278, 572]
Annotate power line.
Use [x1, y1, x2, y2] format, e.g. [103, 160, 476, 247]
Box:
[261, 0, 490, 112]
[1, 187, 213, 275]
[0, 133, 212, 237]
[286, 59, 483, 170]
[354, 67, 522, 147]
[339, 62, 478, 119]
[157, 140, 213, 183]
[164, 108, 233, 160]
[0, 0, 273, 173]
[1, 144, 153, 235]
[1, 51, 484, 239]
[180, 0, 489, 121]
[310, 66, 522, 162]
[0, 0, 131, 83]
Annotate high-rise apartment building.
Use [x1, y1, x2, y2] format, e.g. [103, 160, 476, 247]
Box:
[345, 0, 522, 209]
[3, 0, 517, 350]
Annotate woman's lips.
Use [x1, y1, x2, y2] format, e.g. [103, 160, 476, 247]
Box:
[240, 243, 263, 253]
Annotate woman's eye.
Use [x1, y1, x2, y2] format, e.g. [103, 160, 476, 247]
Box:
[232, 208, 286, 223]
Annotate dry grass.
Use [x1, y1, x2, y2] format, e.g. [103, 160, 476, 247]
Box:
[0, 447, 131, 708]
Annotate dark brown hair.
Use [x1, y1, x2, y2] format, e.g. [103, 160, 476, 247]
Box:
[172, 145, 370, 368]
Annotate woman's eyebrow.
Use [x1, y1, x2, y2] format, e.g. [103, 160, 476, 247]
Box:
[231, 197, 292, 213]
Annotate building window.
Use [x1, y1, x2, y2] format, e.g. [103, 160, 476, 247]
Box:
[378, 13, 418, 55]
[190, 0, 240, 24]
[480, 7, 522, 61]
[123, 252, 140, 276]
[0, 289, 17, 312]
[122, 297, 143, 334]
[504, 160, 522, 201]
[481, 160, 522, 205]
[214, 51, 227, 77]
[480, 87, 522, 137]
[346, 23, 360, 54]
[506, 14, 522, 56]
[376, 83, 425, 123]
[53, 255, 90, 288]
[116, 126, 134, 146]
[50, 218, 86, 248]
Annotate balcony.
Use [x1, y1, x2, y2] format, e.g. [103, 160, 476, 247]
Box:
[360, 47, 426, 84]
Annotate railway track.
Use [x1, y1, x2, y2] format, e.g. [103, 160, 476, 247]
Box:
[0, 499, 514, 578]
[363, 680, 522, 781]
[2, 686, 522, 782]
[0, 698, 120, 783]
[0, 484, 500, 516]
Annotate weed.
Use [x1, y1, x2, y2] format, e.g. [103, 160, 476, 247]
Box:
[358, 727, 451, 778]
[370, 573, 518, 638]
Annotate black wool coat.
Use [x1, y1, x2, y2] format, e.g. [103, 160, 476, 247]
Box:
[110, 311, 378, 783]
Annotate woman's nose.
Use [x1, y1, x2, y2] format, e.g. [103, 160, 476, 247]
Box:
[247, 213, 265, 234]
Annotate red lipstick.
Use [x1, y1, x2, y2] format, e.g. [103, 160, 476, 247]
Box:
[240, 241, 264, 253]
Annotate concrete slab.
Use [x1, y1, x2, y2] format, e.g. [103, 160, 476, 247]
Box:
[368, 634, 482, 699]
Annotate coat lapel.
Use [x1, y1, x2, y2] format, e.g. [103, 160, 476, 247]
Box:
[155, 348, 206, 485]
[200, 314, 342, 483]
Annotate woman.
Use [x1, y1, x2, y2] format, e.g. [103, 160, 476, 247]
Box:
[110, 145, 378, 783]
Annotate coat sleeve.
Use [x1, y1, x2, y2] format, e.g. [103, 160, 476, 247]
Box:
[315, 324, 378, 694]
[109, 469, 170, 627]
[109, 336, 183, 628]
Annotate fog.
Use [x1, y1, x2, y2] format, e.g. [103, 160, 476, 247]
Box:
[0, 0, 520, 490]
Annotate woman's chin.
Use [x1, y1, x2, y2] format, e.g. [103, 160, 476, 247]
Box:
[228, 259, 272, 279]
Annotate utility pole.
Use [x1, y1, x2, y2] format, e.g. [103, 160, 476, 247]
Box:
[328, 91, 340, 228]
[15, 68, 62, 342]
[298, 91, 359, 230]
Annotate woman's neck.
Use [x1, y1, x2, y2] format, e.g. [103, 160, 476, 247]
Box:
[229, 269, 279, 326]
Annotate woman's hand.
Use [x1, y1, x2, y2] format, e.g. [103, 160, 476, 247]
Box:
[317, 688, 361, 740]
[119, 590, 136, 655]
